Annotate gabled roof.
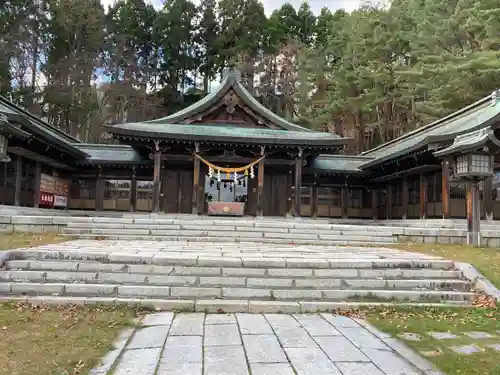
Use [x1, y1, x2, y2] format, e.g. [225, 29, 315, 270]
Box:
[74, 144, 149, 165]
[146, 70, 313, 132]
[0, 96, 87, 158]
[360, 91, 500, 169]
[108, 122, 346, 148]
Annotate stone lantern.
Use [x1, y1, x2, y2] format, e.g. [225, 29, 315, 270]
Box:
[435, 128, 498, 246]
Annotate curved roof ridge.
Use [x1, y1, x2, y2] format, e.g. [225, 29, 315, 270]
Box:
[145, 71, 314, 132]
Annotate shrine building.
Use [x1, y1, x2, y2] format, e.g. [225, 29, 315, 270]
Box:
[1, 71, 500, 220]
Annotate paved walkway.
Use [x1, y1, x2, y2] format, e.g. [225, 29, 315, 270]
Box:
[91, 312, 441, 375]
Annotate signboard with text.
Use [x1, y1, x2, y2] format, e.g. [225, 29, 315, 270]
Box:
[39, 174, 69, 208]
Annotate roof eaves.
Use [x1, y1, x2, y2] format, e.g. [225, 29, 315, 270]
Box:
[361, 93, 495, 156]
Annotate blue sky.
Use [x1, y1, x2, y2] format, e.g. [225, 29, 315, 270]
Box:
[100, 0, 362, 15]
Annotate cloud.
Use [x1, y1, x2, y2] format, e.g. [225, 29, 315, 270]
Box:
[99, 0, 361, 15]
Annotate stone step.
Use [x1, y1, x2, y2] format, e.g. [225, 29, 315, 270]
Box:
[0, 270, 471, 291]
[62, 227, 397, 242]
[64, 222, 401, 236]
[6, 252, 455, 270]
[61, 233, 397, 245]
[0, 282, 475, 302]
[0, 295, 472, 313]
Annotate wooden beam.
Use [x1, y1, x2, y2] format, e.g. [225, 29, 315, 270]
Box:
[483, 177, 493, 220]
[386, 183, 393, 220]
[370, 164, 440, 183]
[402, 176, 409, 220]
[151, 149, 162, 213]
[192, 144, 201, 215]
[33, 161, 42, 208]
[311, 185, 318, 219]
[441, 161, 450, 219]
[371, 188, 378, 220]
[294, 155, 302, 217]
[420, 173, 427, 219]
[95, 169, 104, 211]
[257, 159, 265, 217]
[129, 168, 137, 212]
[341, 186, 348, 219]
[13, 155, 22, 206]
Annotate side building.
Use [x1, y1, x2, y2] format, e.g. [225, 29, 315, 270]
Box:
[1, 76, 500, 220]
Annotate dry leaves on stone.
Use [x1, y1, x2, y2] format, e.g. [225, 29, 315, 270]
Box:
[473, 294, 497, 309]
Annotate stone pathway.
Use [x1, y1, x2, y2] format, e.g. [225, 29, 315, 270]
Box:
[90, 312, 442, 375]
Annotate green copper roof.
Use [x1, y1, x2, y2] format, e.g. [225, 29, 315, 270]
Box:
[108, 122, 346, 147]
[308, 155, 374, 173]
[0, 96, 87, 158]
[434, 126, 500, 157]
[74, 144, 149, 165]
[361, 92, 500, 168]
[147, 71, 313, 132]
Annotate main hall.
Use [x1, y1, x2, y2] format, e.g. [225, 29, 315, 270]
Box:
[1, 71, 500, 221]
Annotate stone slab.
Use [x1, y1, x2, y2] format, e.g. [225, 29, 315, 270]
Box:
[487, 344, 500, 351]
[157, 361, 202, 375]
[428, 331, 459, 340]
[399, 333, 423, 341]
[362, 348, 421, 375]
[162, 335, 202, 363]
[337, 327, 388, 350]
[334, 362, 385, 375]
[127, 325, 169, 349]
[113, 348, 162, 375]
[204, 324, 242, 346]
[293, 314, 341, 336]
[205, 313, 236, 325]
[237, 313, 274, 335]
[242, 335, 287, 364]
[204, 345, 249, 375]
[169, 313, 204, 336]
[463, 331, 495, 339]
[285, 347, 342, 375]
[450, 345, 481, 354]
[142, 312, 174, 326]
[249, 363, 295, 375]
[320, 314, 360, 328]
[314, 336, 370, 362]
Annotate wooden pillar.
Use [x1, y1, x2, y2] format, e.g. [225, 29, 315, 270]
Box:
[483, 177, 493, 221]
[33, 161, 42, 208]
[151, 148, 162, 213]
[192, 144, 201, 215]
[294, 153, 302, 217]
[256, 159, 265, 217]
[13, 155, 23, 206]
[419, 173, 427, 219]
[371, 188, 378, 220]
[386, 182, 392, 220]
[286, 168, 293, 216]
[466, 181, 473, 232]
[95, 168, 104, 211]
[402, 176, 409, 220]
[311, 184, 318, 219]
[341, 186, 348, 219]
[129, 167, 137, 212]
[441, 161, 450, 219]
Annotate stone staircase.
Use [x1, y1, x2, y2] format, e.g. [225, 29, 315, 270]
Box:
[0, 241, 476, 311]
[61, 217, 400, 245]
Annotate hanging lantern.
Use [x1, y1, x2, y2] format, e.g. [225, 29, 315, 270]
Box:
[217, 169, 222, 182]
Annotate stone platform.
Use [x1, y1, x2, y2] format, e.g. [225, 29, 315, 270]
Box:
[2, 209, 500, 246]
[90, 311, 443, 375]
[0, 240, 481, 310]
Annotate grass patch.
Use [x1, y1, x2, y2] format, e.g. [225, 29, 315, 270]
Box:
[0, 232, 68, 251]
[366, 305, 500, 375]
[0, 302, 138, 375]
[392, 243, 500, 288]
